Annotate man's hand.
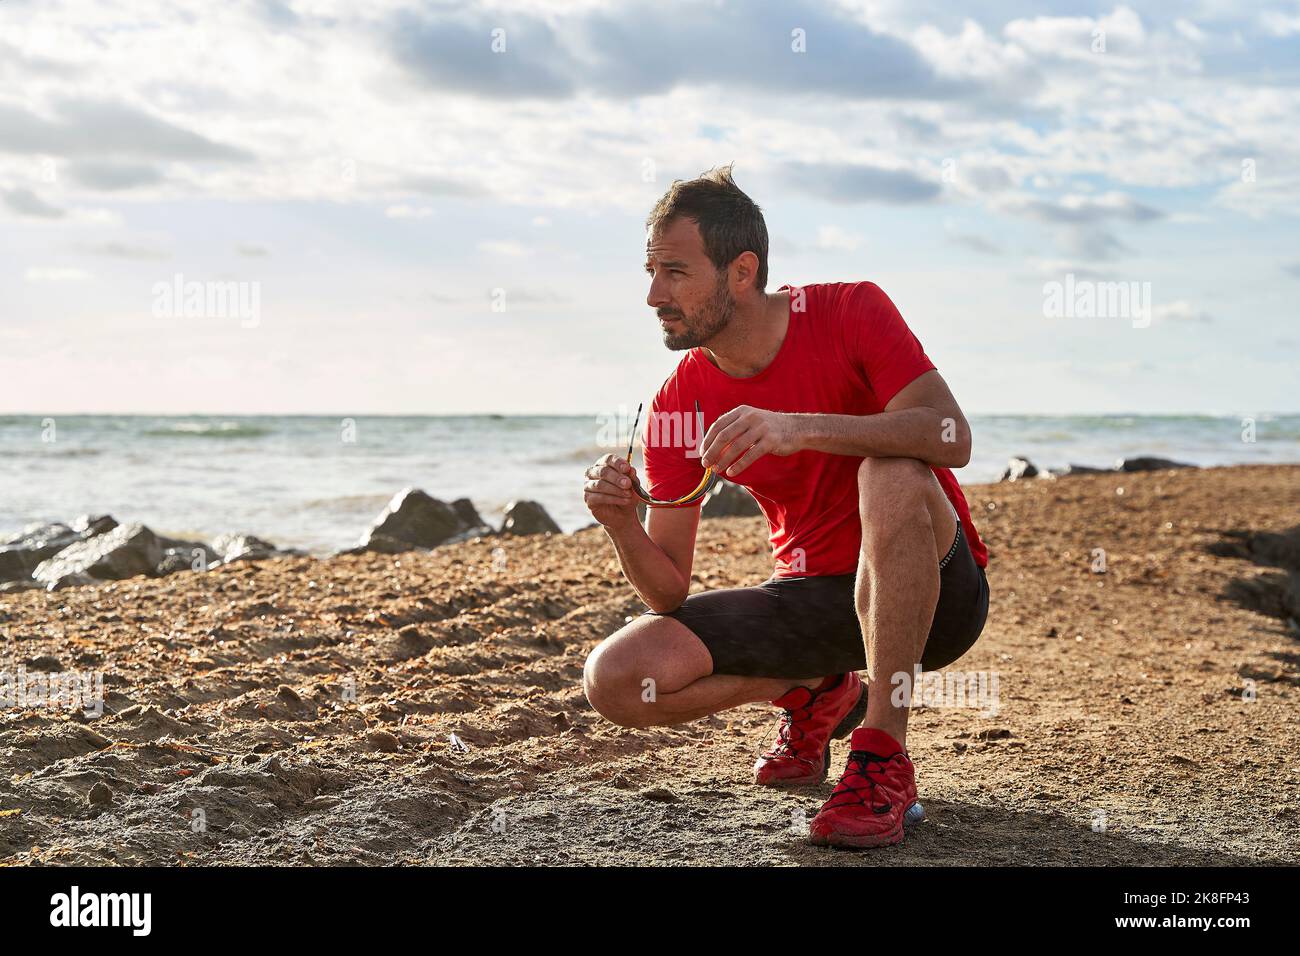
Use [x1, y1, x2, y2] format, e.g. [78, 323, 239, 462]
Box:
[699, 405, 802, 477]
[584, 454, 641, 529]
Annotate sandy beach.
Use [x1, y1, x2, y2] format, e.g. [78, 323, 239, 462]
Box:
[1, 463, 1296, 866]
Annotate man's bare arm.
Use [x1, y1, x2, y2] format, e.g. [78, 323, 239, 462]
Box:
[701, 370, 971, 475]
[797, 371, 971, 468]
[603, 505, 699, 613]
[584, 453, 699, 612]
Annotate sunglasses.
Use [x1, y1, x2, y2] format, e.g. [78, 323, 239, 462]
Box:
[625, 399, 719, 508]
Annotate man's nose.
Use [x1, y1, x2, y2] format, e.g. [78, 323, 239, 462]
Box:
[646, 273, 671, 310]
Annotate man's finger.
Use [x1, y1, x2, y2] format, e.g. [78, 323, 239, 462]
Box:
[700, 407, 743, 462]
[710, 428, 758, 474]
[724, 440, 766, 476]
[701, 415, 751, 467]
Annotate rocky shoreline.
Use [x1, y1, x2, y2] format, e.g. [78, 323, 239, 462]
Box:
[0, 479, 767, 595]
[0, 454, 1198, 594]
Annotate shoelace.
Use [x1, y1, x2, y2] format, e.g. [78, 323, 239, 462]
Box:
[823, 749, 901, 812]
[763, 698, 815, 758]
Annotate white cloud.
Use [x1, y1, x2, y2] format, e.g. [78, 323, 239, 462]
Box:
[26, 266, 91, 281]
[815, 225, 864, 251]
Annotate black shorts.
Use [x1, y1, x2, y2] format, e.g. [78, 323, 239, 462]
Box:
[646, 523, 989, 679]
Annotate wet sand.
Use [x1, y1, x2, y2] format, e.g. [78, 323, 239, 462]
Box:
[1, 464, 1297, 865]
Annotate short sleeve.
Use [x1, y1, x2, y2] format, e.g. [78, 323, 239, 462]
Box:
[842, 282, 935, 407]
[639, 388, 707, 501]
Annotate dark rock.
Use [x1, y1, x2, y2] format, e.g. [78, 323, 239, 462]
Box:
[701, 481, 762, 518]
[1046, 463, 1108, 477]
[87, 782, 113, 807]
[70, 514, 118, 537]
[1116, 456, 1194, 472]
[451, 498, 489, 530]
[361, 488, 465, 551]
[0, 517, 116, 583]
[501, 500, 561, 535]
[33, 523, 164, 589]
[155, 536, 221, 575]
[999, 457, 1038, 481]
[211, 533, 285, 564]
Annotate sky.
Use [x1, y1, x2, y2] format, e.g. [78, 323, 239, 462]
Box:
[1, 0, 1298, 416]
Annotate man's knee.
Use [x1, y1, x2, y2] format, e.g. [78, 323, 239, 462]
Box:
[858, 457, 933, 522]
[583, 626, 657, 729]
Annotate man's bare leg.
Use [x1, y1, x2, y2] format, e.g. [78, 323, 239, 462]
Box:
[853, 456, 958, 746]
[583, 615, 821, 727]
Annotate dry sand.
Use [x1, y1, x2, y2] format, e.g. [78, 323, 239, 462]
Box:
[1, 464, 1297, 866]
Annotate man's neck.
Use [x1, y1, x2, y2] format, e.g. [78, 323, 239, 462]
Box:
[702, 289, 791, 379]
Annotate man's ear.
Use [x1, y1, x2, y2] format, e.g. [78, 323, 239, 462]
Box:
[731, 251, 761, 293]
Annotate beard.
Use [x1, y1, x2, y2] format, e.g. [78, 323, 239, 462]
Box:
[660, 272, 735, 351]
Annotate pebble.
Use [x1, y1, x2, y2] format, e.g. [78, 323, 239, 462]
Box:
[87, 782, 113, 807]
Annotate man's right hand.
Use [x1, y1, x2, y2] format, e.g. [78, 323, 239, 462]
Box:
[584, 454, 641, 529]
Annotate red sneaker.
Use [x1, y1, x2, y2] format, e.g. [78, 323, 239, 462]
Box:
[808, 727, 925, 848]
[754, 673, 868, 787]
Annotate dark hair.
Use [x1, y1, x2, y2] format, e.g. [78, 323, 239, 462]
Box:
[646, 164, 769, 292]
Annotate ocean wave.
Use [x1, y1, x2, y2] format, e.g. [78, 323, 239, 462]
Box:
[143, 422, 271, 439]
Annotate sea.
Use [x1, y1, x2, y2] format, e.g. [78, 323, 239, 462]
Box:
[2, 413, 1297, 555]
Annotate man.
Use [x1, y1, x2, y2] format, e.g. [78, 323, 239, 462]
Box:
[582, 166, 990, 849]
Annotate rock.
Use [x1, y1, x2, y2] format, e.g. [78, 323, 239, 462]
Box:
[451, 498, 489, 531]
[70, 514, 118, 536]
[361, 488, 466, 551]
[211, 533, 283, 564]
[701, 481, 762, 518]
[640, 787, 680, 803]
[33, 523, 164, 589]
[87, 782, 113, 807]
[155, 536, 221, 575]
[999, 457, 1038, 481]
[501, 500, 561, 535]
[1043, 463, 1107, 478]
[0, 516, 116, 583]
[1115, 456, 1194, 472]
[0, 580, 40, 593]
[366, 729, 401, 752]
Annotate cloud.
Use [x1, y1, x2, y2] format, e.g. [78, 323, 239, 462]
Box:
[76, 241, 170, 260]
[26, 267, 90, 281]
[996, 191, 1164, 224]
[782, 161, 941, 204]
[815, 225, 863, 251]
[3, 188, 64, 219]
[388, 1, 964, 103]
[390, 12, 575, 101]
[396, 173, 490, 199]
[478, 239, 529, 256]
[386, 204, 435, 219]
[0, 99, 253, 162]
[236, 243, 271, 258]
[1152, 300, 1213, 324]
[1283, 261, 1300, 279]
[63, 160, 166, 191]
[947, 229, 1002, 255]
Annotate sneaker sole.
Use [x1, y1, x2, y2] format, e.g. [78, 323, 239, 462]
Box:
[810, 800, 926, 849]
[755, 682, 870, 788]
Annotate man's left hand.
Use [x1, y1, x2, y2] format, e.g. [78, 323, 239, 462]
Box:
[699, 406, 802, 477]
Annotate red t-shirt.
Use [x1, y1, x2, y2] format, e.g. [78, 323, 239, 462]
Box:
[641, 281, 988, 576]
